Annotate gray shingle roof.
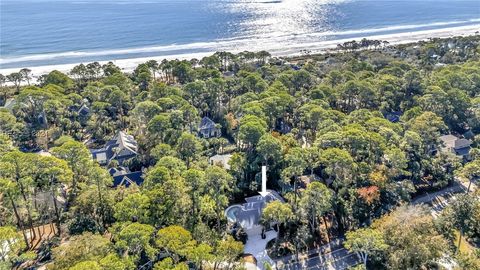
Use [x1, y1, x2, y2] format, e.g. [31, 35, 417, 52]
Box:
[91, 131, 138, 165]
[225, 190, 284, 229]
[77, 104, 90, 116]
[113, 171, 144, 187]
[440, 135, 472, 150]
[440, 135, 459, 149]
[116, 131, 138, 154]
[199, 117, 217, 130]
[455, 147, 471, 157]
[455, 138, 472, 150]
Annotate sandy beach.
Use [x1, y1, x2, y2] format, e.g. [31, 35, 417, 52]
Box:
[1, 24, 479, 82]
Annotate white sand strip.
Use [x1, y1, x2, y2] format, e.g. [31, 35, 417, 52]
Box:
[0, 24, 478, 82]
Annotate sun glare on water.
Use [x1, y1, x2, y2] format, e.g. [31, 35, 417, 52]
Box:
[221, 0, 342, 38]
[212, 0, 344, 52]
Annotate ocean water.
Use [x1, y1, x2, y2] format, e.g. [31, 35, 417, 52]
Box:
[0, 0, 479, 69]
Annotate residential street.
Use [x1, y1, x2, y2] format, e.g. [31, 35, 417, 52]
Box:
[2, 16, 480, 270]
[272, 179, 478, 270]
[413, 179, 478, 216]
[273, 238, 359, 270]
[277, 247, 360, 270]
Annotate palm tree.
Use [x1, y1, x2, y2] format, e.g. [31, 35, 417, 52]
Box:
[146, 60, 159, 81]
[160, 60, 174, 83]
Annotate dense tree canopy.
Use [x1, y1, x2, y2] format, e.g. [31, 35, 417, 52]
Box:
[1, 36, 479, 269]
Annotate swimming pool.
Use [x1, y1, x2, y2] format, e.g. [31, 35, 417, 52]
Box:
[225, 205, 242, 223]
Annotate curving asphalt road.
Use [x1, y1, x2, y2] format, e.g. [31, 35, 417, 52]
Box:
[271, 179, 477, 270]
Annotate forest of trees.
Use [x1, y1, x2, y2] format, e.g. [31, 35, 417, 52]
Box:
[1, 35, 480, 270]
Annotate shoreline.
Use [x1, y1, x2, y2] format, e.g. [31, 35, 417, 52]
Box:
[1, 24, 479, 80]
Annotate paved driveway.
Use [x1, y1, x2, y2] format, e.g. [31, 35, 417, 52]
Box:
[244, 225, 277, 270]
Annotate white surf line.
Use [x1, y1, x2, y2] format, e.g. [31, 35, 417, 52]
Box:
[1, 18, 479, 66]
[0, 24, 478, 81]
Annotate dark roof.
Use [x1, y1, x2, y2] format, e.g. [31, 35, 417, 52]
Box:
[91, 144, 115, 162]
[78, 104, 90, 116]
[234, 194, 276, 229]
[199, 117, 217, 130]
[112, 171, 143, 187]
[455, 147, 471, 157]
[225, 190, 284, 229]
[108, 167, 130, 176]
[439, 134, 472, 157]
[454, 138, 472, 150]
[108, 167, 120, 175]
[463, 130, 475, 140]
[385, 111, 402, 123]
